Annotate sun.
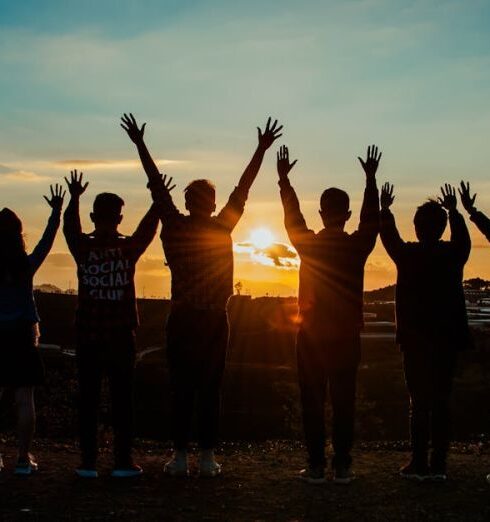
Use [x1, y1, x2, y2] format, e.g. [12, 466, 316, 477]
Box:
[249, 227, 275, 249]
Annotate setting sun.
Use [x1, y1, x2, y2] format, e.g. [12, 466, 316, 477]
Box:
[249, 228, 275, 249]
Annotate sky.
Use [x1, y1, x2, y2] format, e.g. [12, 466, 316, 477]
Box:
[1, 0, 490, 297]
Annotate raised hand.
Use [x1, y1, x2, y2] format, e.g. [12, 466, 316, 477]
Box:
[458, 181, 477, 214]
[276, 145, 297, 181]
[438, 183, 457, 211]
[161, 173, 176, 192]
[381, 182, 395, 209]
[64, 170, 89, 198]
[120, 113, 146, 144]
[358, 145, 382, 179]
[257, 117, 283, 151]
[43, 183, 66, 212]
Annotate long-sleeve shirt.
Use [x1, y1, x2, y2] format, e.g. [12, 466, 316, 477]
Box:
[469, 210, 490, 243]
[0, 208, 61, 325]
[148, 177, 247, 310]
[279, 177, 379, 336]
[63, 201, 159, 334]
[380, 207, 471, 350]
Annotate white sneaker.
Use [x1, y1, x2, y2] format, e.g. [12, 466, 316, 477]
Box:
[14, 454, 38, 475]
[199, 457, 222, 478]
[164, 453, 189, 477]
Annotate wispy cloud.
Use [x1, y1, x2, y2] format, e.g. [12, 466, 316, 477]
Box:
[234, 241, 299, 268]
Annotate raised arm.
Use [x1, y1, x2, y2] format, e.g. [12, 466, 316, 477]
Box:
[63, 170, 88, 259]
[353, 145, 381, 254]
[379, 182, 405, 263]
[130, 202, 161, 260]
[146, 174, 182, 223]
[459, 181, 490, 242]
[439, 184, 471, 263]
[276, 145, 313, 251]
[120, 113, 160, 182]
[29, 184, 65, 274]
[217, 117, 283, 230]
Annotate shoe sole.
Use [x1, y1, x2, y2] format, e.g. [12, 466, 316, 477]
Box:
[111, 470, 143, 478]
[400, 472, 430, 482]
[333, 477, 354, 485]
[75, 470, 98, 479]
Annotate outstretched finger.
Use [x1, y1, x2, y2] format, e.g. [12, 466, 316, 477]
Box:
[290, 159, 298, 169]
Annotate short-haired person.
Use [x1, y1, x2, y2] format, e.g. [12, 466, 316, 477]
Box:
[63, 170, 160, 478]
[277, 144, 381, 484]
[380, 183, 471, 482]
[0, 185, 64, 474]
[121, 113, 282, 477]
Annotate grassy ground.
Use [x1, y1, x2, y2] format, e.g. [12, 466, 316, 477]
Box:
[0, 440, 489, 521]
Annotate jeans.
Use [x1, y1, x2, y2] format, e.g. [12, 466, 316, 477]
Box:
[297, 327, 360, 469]
[166, 305, 228, 451]
[402, 344, 457, 466]
[76, 329, 136, 467]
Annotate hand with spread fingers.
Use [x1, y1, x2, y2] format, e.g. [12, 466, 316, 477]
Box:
[121, 113, 146, 144]
[160, 173, 176, 192]
[64, 170, 89, 198]
[276, 145, 298, 181]
[358, 145, 382, 179]
[458, 181, 477, 215]
[257, 117, 283, 151]
[438, 183, 457, 211]
[44, 183, 66, 212]
[381, 182, 395, 210]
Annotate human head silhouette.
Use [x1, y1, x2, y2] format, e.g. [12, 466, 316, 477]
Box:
[414, 200, 447, 242]
[0, 208, 28, 278]
[319, 188, 352, 229]
[90, 193, 124, 233]
[184, 179, 216, 218]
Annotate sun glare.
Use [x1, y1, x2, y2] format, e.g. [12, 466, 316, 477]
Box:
[249, 227, 275, 250]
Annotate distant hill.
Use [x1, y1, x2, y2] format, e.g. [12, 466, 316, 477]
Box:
[364, 285, 395, 303]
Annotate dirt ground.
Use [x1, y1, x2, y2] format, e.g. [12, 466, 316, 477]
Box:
[0, 440, 489, 521]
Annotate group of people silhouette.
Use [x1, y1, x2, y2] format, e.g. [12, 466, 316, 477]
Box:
[0, 114, 489, 485]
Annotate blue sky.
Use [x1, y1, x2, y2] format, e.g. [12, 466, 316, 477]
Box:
[1, 0, 490, 295]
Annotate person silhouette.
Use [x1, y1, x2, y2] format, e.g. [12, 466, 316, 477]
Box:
[121, 113, 282, 477]
[63, 170, 160, 479]
[0, 185, 64, 475]
[458, 181, 490, 485]
[277, 144, 381, 484]
[459, 181, 490, 241]
[380, 182, 471, 482]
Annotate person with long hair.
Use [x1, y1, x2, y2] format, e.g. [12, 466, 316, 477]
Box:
[0, 184, 65, 475]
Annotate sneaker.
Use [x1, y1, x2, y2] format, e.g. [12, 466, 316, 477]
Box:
[111, 463, 143, 478]
[164, 454, 189, 477]
[430, 463, 448, 482]
[75, 466, 98, 479]
[199, 457, 222, 478]
[333, 465, 355, 485]
[14, 455, 38, 476]
[299, 466, 326, 485]
[399, 461, 430, 482]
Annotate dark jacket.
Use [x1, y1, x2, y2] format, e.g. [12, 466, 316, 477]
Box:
[380, 208, 471, 350]
[148, 178, 247, 311]
[279, 176, 379, 336]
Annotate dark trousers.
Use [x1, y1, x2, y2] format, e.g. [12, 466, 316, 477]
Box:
[76, 330, 136, 467]
[166, 306, 228, 451]
[297, 328, 360, 469]
[402, 345, 457, 466]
